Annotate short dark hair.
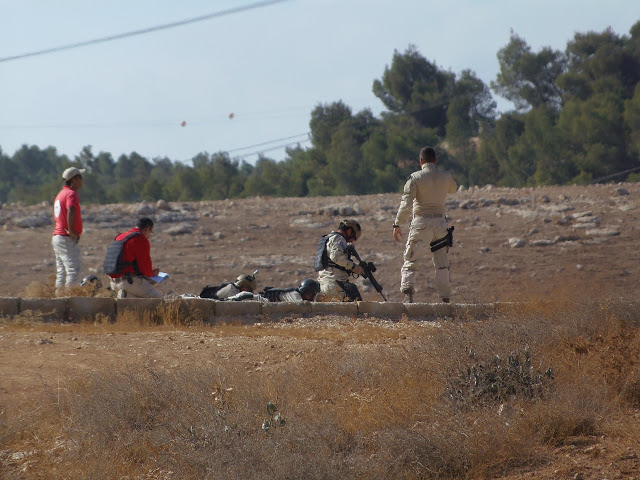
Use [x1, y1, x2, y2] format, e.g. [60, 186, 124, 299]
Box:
[420, 147, 437, 163]
[137, 217, 154, 230]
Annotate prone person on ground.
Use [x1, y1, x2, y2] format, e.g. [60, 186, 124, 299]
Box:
[315, 219, 364, 302]
[228, 278, 321, 303]
[393, 146, 457, 303]
[105, 217, 162, 299]
[51, 167, 85, 296]
[199, 273, 257, 300]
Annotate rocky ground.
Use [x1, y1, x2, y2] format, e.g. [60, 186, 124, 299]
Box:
[1, 182, 639, 302]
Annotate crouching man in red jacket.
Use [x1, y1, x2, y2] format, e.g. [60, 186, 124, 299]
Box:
[108, 217, 162, 299]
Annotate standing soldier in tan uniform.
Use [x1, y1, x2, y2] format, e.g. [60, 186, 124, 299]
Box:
[393, 147, 457, 303]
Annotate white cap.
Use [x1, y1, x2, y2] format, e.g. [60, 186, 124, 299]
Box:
[62, 167, 86, 181]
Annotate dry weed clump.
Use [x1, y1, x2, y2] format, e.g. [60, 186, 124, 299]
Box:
[22, 275, 115, 299]
[114, 300, 203, 328]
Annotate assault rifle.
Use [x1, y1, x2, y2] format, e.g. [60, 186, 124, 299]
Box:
[345, 245, 387, 301]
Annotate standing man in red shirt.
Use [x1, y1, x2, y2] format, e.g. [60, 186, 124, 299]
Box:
[52, 167, 85, 296]
[107, 217, 163, 299]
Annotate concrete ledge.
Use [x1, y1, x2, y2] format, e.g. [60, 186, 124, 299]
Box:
[0, 297, 20, 317]
[262, 301, 312, 315]
[358, 301, 404, 317]
[117, 298, 163, 315]
[68, 297, 116, 322]
[311, 302, 358, 316]
[173, 297, 216, 323]
[20, 298, 68, 320]
[215, 300, 262, 316]
[0, 296, 508, 323]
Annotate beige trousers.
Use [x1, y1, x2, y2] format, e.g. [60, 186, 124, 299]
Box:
[52, 235, 82, 295]
[110, 276, 163, 299]
[400, 217, 452, 299]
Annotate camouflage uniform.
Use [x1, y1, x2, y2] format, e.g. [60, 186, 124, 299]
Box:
[317, 232, 359, 301]
[395, 163, 457, 299]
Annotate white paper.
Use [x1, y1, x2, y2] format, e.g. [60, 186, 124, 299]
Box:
[148, 272, 169, 283]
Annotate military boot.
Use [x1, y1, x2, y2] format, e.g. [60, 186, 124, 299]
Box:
[402, 289, 414, 304]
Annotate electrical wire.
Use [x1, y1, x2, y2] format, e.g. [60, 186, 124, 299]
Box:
[227, 133, 310, 153]
[0, 0, 289, 63]
[236, 138, 311, 160]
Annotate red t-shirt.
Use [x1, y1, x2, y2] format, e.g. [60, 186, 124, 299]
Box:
[110, 228, 154, 278]
[53, 186, 82, 236]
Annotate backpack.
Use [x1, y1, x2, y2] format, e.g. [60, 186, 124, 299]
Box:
[199, 282, 233, 299]
[103, 232, 141, 276]
[314, 232, 348, 272]
[313, 233, 334, 272]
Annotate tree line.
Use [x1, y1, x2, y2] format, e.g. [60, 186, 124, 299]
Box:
[2, 22, 640, 205]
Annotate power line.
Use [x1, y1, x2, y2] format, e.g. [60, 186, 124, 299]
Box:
[236, 139, 312, 160]
[0, 0, 290, 63]
[227, 133, 310, 153]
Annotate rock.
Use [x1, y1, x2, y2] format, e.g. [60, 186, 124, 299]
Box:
[156, 212, 199, 223]
[530, 239, 556, 247]
[132, 203, 156, 215]
[554, 235, 581, 243]
[166, 223, 195, 236]
[11, 214, 52, 228]
[156, 199, 171, 210]
[615, 187, 630, 196]
[508, 238, 525, 248]
[572, 222, 599, 230]
[316, 204, 363, 217]
[586, 228, 620, 236]
[575, 215, 601, 225]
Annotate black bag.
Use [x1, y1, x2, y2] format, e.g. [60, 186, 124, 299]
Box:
[199, 282, 232, 299]
[103, 232, 141, 276]
[314, 233, 340, 272]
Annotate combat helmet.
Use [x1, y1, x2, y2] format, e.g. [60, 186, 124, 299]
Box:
[235, 273, 257, 292]
[298, 278, 320, 300]
[339, 219, 361, 241]
[81, 275, 103, 289]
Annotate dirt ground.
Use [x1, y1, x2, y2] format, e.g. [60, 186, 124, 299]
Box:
[1, 182, 640, 478]
[2, 182, 640, 302]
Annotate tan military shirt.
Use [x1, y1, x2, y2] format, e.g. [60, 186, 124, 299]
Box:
[394, 163, 457, 226]
[317, 232, 356, 283]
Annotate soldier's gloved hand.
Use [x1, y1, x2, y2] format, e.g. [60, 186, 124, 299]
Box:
[352, 264, 364, 275]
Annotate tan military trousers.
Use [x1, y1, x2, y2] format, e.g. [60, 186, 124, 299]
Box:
[400, 217, 452, 299]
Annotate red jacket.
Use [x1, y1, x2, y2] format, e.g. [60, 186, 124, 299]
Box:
[110, 227, 154, 278]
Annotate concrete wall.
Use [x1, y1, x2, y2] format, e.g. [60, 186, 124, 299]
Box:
[0, 297, 497, 322]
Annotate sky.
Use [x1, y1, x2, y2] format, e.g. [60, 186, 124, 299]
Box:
[1, 0, 639, 165]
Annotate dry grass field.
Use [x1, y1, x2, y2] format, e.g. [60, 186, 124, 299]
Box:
[1, 183, 640, 479]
